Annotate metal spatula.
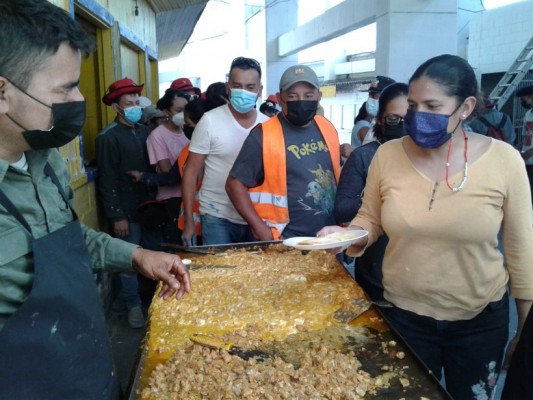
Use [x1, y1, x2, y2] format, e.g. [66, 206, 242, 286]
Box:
[182, 258, 237, 271]
[333, 297, 394, 324]
[333, 297, 374, 324]
[190, 334, 273, 362]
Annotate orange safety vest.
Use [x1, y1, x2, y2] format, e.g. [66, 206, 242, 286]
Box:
[177, 145, 202, 236]
[249, 115, 341, 240]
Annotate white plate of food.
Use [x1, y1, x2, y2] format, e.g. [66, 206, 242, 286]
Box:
[282, 230, 368, 250]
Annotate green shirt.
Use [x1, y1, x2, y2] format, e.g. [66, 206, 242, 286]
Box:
[0, 148, 136, 330]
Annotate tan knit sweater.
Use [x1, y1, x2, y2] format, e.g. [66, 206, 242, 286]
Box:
[351, 137, 533, 321]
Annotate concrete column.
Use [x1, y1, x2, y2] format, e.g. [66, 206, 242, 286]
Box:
[264, 0, 299, 96]
[324, 40, 346, 82]
[375, 0, 458, 82]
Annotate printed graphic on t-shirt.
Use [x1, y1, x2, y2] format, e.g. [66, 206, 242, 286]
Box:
[287, 140, 330, 160]
[282, 117, 337, 237]
[298, 164, 335, 214]
[284, 137, 335, 215]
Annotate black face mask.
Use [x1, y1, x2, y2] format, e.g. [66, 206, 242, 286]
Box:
[285, 100, 318, 126]
[382, 121, 406, 141]
[5, 78, 86, 150]
[183, 125, 194, 140]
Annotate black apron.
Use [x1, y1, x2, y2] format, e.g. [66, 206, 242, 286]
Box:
[0, 164, 119, 399]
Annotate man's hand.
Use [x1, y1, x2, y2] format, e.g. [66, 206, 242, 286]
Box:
[521, 149, 533, 161]
[126, 170, 142, 182]
[114, 219, 129, 237]
[252, 222, 274, 241]
[340, 143, 355, 159]
[132, 248, 191, 300]
[181, 220, 197, 246]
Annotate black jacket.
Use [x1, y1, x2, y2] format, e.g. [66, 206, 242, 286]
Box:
[95, 121, 155, 222]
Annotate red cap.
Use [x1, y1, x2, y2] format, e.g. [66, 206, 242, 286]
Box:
[170, 77, 201, 95]
[266, 94, 278, 104]
[102, 78, 144, 106]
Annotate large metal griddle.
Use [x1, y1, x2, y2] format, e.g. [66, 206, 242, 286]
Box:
[127, 241, 452, 400]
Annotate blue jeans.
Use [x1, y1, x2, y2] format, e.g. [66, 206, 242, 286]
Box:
[118, 221, 142, 309]
[380, 293, 509, 400]
[200, 214, 255, 245]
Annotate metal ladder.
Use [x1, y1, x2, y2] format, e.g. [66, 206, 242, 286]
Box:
[489, 35, 533, 110]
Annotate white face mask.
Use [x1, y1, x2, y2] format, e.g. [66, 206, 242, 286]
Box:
[172, 112, 185, 127]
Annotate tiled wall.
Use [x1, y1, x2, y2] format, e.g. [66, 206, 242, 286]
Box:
[468, 1, 533, 78]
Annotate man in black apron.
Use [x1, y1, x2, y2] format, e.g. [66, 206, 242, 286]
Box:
[0, 1, 191, 399]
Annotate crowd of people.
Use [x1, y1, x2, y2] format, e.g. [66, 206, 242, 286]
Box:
[1, 1, 533, 399]
[93, 55, 533, 399]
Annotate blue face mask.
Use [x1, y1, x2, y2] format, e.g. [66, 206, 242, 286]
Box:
[230, 89, 258, 114]
[404, 109, 453, 148]
[122, 106, 142, 125]
[366, 97, 379, 117]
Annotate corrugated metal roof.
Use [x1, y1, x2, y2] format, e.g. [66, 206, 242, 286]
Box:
[144, 0, 208, 60]
[156, 2, 207, 60]
[146, 0, 207, 14]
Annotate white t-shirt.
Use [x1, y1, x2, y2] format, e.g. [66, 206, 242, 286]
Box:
[522, 109, 533, 165]
[362, 121, 377, 145]
[351, 120, 371, 147]
[189, 104, 269, 223]
[10, 153, 28, 171]
[147, 125, 190, 200]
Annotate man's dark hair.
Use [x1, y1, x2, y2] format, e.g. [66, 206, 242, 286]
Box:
[184, 98, 207, 125]
[0, 0, 93, 90]
[229, 57, 262, 79]
[205, 81, 228, 111]
[516, 86, 533, 98]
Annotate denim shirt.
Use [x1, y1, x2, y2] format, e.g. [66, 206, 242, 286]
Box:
[334, 141, 380, 224]
[0, 148, 136, 331]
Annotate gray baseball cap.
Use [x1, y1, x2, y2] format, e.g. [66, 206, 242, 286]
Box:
[140, 105, 166, 124]
[279, 65, 319, 91]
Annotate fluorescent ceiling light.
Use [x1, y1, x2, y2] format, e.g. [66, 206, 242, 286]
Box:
[484, 0, 525, 10]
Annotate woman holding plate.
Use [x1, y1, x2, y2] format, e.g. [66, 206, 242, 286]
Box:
[318, 54, 533, 399]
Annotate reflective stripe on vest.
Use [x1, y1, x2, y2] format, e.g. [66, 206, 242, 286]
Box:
[177, 145, 202, 236]
[249, 115, 341, 240]
[248, 191, 288, 208]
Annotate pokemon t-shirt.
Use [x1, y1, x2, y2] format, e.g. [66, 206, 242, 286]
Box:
[230, 114, 337, 238]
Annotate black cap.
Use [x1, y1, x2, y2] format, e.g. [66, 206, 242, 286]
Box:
[516, 86, 533, 97]
[260, 100, 278, 114]
[365, 75, 396, 94]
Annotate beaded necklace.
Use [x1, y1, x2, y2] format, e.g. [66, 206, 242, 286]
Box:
[445, 129, 468, 192]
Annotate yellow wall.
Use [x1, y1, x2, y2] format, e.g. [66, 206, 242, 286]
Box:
[48, 0, 67, 7]
[121, 44, 141, 83]
[79, 46, 101, 162]
[94, 0, 157, 50]
[49, 0, 160, 232]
